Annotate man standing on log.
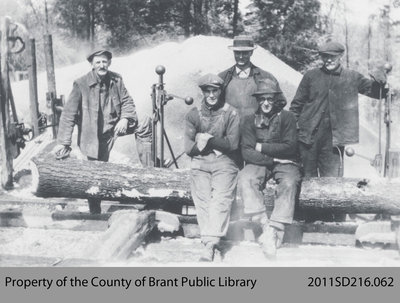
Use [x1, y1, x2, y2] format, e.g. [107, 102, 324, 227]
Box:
[218, 35, 286, 117]
[56, 49, 152, 214]
[184, 73, 240, 262]
[289, 41, 386, 222]
[239, 79, 301, 258]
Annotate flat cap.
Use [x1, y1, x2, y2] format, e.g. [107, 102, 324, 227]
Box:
[87, 49, 112, 62]
[318, 41, 345, 55]
[228, 35, 257, 51]
[252, 79, 282, 96]
[198, 73, 224, 89]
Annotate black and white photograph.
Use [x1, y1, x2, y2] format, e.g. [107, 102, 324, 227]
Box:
[1, 0, 400, 270]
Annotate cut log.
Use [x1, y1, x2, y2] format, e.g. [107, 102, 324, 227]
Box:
[91, 210, 156, 260]
[31, 156, 400, 214]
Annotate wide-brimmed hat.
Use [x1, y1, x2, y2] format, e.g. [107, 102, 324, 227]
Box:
[318, 41, 345, 55]
[228, 35, 257, 51]
[252, 79, 282, 96]
[198, 73, 224, 89]
[87, 49, 112, 62]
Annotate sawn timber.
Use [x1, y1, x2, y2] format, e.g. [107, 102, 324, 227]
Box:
[31, 156, 400, 215]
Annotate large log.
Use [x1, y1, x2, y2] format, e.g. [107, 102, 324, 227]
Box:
[31, 156, 400, 214]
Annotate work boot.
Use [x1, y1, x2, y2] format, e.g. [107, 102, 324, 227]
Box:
[259, 225, 281, 258]
[199, 242, 215, 262]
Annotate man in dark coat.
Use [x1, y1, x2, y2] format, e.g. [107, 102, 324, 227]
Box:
[56, 49, 151, 214]
[239, 79, 301, 258]
[218, 35, 286, 117]
[289, 41, 386, 178]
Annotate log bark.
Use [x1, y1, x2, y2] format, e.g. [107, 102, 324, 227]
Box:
[31, 157, 400, 215]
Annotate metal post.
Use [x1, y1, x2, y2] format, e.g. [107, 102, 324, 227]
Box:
[44, 34, 57, 138]
[384, 90, 391, 177]
[28, 38, 39, 137]
[151, 84, 157, 166]
[159, 73, 164, 168]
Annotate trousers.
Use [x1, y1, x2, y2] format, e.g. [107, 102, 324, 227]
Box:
[190, 153, 239, 245]
[238, 163, 301, 230]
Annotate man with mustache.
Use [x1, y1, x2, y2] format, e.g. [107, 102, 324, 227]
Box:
[185, 73, 240, 261]
[239, 79, 301, 258]
[56, 49, 152, 214]
[290, 41, 386, 179]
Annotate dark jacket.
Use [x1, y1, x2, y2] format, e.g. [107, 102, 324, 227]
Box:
[57, 70, 137, 158]
[184, 100, 240, 162]
[290, 66, 383, 146]
[218, 63, 286, 112]
[240, 110, 298, 168]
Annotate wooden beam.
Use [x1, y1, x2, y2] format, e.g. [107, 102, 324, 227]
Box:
[28, 38, 39, 137]
[0, 16, 14, 189]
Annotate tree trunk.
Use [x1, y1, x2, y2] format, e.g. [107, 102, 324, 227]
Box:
[232, 0, 239, 37]
[31, 157, 400, 215]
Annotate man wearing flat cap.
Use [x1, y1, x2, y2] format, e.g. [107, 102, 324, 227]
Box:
[239, 79, 301, 258]
[219, 35, 286, 117]
[290, 41, 386, 221]
[184, 73, 240, 261]
[57, 49, 152, 214]
[290, 41, 386, 179]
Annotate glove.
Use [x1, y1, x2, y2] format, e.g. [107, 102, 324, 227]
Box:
[55, 145, 72, 160]
[195, 133, 214, 152]
[369, 68, 387, 85]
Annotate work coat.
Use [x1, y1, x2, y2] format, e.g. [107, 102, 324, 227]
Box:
[290, 66, 383, 146]
[57, 70, 137, 158]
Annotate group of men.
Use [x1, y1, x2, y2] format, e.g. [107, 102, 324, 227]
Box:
[56, 35, 386, 262]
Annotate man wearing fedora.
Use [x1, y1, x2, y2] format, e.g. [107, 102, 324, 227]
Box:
[218, 35, 286, 117]
[185, 73, 240, 261]
[290, 41, 386, 180]
[239, 79, 301, 258]
[56, 49, 152, 214]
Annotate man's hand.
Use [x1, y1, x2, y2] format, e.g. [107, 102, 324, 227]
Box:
[114, 118, 129, 136]
[55, 145, 72, 160]
[195, 133, 214, 152]
[370, 68, 387, 85]
[255, 143, 262, 152]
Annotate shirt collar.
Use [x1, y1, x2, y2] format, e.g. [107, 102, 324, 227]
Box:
[254, 112, 279, 128]
[235, 66, 251, 78]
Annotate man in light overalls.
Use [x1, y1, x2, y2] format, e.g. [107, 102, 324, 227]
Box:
[184, 74, 240, 261]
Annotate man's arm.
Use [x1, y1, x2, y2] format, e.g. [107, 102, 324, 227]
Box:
[259, 111, 298, 158]
[57, 82, 82, 146]
[119, 77, 138, 122]
[289, 73, 310, 120]
[357, 70, 386, 99]
[241, 115, 273, 167]
[184, 109, 202, 157]
[207, 109, 240, 153]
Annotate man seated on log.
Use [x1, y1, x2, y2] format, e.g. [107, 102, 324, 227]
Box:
[289, 41, 386, 222]
[184, 73, 240, 262]
[56, 49, 152, 214]
[239, 79, 301, 258]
